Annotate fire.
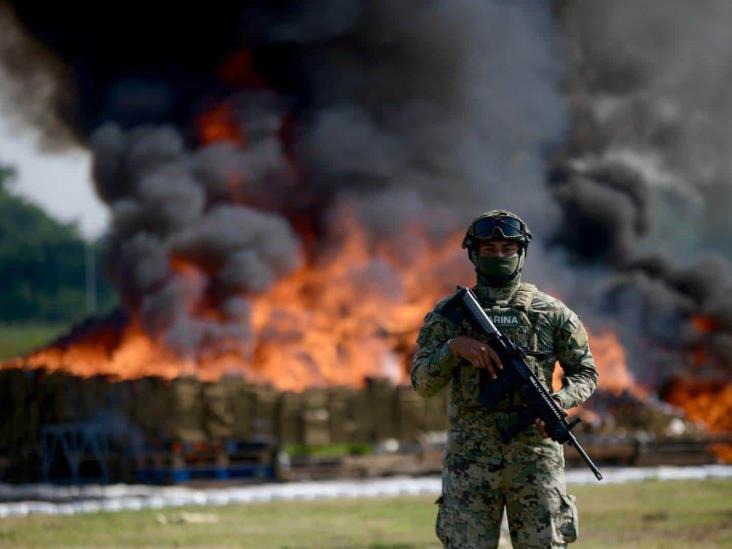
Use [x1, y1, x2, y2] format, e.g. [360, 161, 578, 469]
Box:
[250, 222, 468, 390]
[663, 379, 732, 462]
[7, 320, 197, 380]
[4, 221, 648, 395]
[588, 329, 642, 396]
[552, 327, 643, 410]
[5, 219, 469, 391]
[197, 102, 246, 146]
[691, 314, 721, 334]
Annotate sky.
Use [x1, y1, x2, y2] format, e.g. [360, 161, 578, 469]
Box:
[0, 112, 108, 240]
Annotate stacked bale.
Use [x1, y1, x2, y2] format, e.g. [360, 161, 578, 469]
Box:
[349, 388, 373, 443]
[126, 376, 205, 443]
[201, 380, 235, 441]
[225, 378, 257, 440]
[0, 368, 451, 472]
[0, 369, 39, 459]
[35, 370, 74, 425]
[328, 386, 358, 443]
[80, 375, 115, 419]
[395, 384, 424, 441]
[365, 377, 399, 441]
[250, 384, 278, 440]
[277, 391, 303, 446]
[301, 388, 330, 446]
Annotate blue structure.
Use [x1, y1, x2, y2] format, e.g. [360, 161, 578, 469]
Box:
[41, 423, 109, 484]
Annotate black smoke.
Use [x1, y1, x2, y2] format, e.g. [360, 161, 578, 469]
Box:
[7, 0, 731, 391]
[1, 1, 568, 368]
[550, 0, 732, 384]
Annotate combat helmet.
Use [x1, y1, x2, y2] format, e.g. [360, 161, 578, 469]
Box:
[462, 209, 532, 285]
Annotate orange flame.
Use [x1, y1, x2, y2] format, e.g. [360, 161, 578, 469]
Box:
[691, 314, 720, 334]
[250, 223, 469, 390]
[8, 321, 197, 380]
[589, 329, 643, 396]
[6, 218, 470, 390]
[663, 379, 732, 462]
[197, 102, 246, 146]
[5, 220, 649, 396]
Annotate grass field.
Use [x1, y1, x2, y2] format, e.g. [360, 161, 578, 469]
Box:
[0, 478, 730, 548]
[0, 323, 68, 360]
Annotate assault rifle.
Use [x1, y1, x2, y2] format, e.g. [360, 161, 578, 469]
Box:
[442, 287, 603, 481]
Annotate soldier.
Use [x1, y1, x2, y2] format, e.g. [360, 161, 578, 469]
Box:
[411, 210, 598, 548]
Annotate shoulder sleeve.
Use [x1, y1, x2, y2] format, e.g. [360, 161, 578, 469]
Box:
[551, 300, 599, 409]
[410, 297, 460, 398]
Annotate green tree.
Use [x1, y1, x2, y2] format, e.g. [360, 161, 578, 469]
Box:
[0, 163, 116, 322]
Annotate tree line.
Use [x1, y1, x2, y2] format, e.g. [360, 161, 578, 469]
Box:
[0, 164, 117, 323]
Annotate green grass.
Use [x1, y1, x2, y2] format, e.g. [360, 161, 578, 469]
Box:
[284, 443, 374, 458]
[0, 323, 68, 360]
[0, 479, 730, 548]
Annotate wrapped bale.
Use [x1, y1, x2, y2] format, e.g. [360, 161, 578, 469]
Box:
[226, 378, 256, 440]
[365, 377, 398, 442]
[165, 376, 205, 442]
[202, 380, 235, 441]
[277, 391, 303, 446]
[0, 369, 38, 452]
[59, 374, 113, 422]
[396, 384, 424, 441]
[225, 379, 279, 441]
[302, 388, 330, 446]
[250, 384, 278, 440]
[126, 377, 166, 441]
[84, 375, 115, 419]
[36, 370, 76, 425]
[350, 388, 373, 443]
[128, 376, 205, 443]
[328, 386, 358, 444]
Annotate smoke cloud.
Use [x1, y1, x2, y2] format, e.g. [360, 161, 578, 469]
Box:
[18, 0, 732, 393]
[2, 1, 569, 367]
[0, 4, 76, 150]
[554, 0, 732, 383]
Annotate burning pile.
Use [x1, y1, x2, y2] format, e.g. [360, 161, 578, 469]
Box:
[0, 1, 731, 460]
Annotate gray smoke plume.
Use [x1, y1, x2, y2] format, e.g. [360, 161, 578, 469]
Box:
[91, 105, 301, 359]
[4, 0, 732, 397]
[79, 1, 568, 365]
[554, 0, 732, 384]
[0, 4, 76, 151]
[296, 0, 566, 236]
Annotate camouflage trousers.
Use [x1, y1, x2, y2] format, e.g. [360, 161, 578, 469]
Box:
[435, 428, 579, 548]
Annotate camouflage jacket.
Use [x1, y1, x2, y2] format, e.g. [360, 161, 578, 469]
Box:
[411, 279, 598, 438]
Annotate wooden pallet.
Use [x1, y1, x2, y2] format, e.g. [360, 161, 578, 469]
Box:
[134, 440, 275, 484]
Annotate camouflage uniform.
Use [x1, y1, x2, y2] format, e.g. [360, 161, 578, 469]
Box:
[412, 277, 598, 548]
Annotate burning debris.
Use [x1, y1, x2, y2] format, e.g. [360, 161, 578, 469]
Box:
[1, 1, 565, 389]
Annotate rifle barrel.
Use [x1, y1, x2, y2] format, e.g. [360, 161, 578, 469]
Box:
[569, 434, 603, 481]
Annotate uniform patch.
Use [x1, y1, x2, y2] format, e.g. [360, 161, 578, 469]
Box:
[490, 312, 521, 327]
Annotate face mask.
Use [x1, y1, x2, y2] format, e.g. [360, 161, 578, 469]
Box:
[477, 254, 520, 277]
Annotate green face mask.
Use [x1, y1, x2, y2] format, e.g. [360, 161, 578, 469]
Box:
[477, 254, 520, 277]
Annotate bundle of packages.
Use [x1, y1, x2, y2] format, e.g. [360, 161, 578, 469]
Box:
[277, 390, 303, 446]
[365, 377, 398, 442]
[301, 388, 330, 446]
[125, 376, 205, 443]
[328, 386, 358, 444]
